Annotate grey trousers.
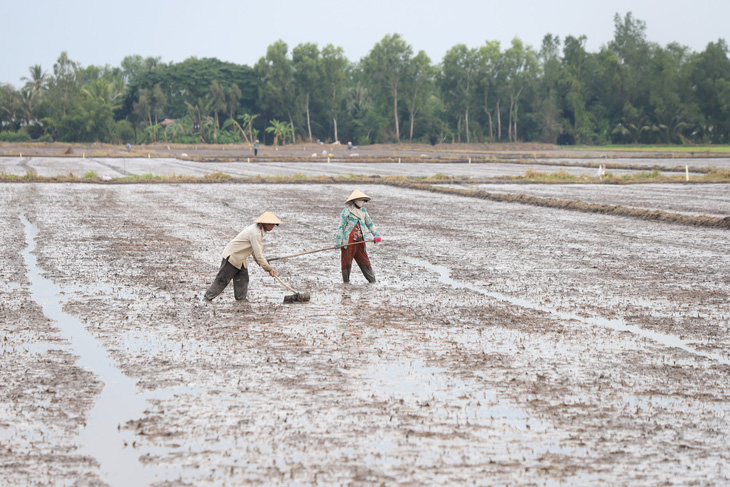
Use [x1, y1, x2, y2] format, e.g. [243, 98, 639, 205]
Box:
[204, 258, 249, 301]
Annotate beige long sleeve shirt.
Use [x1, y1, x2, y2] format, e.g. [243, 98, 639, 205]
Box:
[221, 223, 272, 272]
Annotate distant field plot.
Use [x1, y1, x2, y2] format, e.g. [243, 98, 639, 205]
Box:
[0, 155, 705, 179]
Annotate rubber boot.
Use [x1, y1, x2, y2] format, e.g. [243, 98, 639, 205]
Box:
[359, 264, 376, 283]
[342, 267, 351, 283]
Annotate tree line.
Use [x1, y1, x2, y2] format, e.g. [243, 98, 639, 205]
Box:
[1, 13, 729, 146]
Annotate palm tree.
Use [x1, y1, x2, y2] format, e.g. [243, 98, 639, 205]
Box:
[81, 79, 124, 109]
[265, 119, 291, 146]
[0, 84, 21, 129]
[22, 65, 48, 94]
[240, 113, 259, 145]
[165, 116, 194, 142]
[18, 87, 39, 126]
[185, 95, 213, 141]
[222, 118, 248, 144]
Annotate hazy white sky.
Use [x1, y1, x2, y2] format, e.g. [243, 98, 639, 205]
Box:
[2, 0, 728, 86]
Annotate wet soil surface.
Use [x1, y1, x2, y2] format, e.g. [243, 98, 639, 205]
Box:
[1, 179, 729, 485]
[447, 183, 730, 218]
[0, 156, 659, 179]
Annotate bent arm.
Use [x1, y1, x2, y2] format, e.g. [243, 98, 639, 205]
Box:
[363, 210, 380, 238]
[251, 233, 273, 272]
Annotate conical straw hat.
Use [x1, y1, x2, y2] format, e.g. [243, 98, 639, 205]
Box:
[345, 189, 371, 203]
[254, 210, 282, 225]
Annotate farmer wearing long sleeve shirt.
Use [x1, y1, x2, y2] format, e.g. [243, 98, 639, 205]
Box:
[336, 190, 382, 283]
[204, 211, 281, 301]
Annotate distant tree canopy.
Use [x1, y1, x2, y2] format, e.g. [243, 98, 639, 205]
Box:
[1, 12, 729, 145]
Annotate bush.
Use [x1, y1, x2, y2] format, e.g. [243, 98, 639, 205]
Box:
[0, 130, 31, 142]
[173, 135, 202, 144]
[112, 120, 134, 145]
[38, 134, 53, 142]
[216, 130, 242, 144]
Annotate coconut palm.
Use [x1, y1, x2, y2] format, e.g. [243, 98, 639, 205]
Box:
[18, 86, 39, 126]
[81, 78, 124, 109]
[22, 65, 49, 94]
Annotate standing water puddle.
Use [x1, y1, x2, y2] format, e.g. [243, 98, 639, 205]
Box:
[20, 215, 161, 486]
[405, 256, 730, 366]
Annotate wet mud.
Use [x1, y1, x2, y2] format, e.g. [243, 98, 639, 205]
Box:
[420, 182, 730, 230]
[0, 155, 713, 180]
[1, 179, 729, 485]
[449, 182, 730, 218]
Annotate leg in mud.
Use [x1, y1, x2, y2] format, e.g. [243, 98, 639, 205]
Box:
[358, 263, 376, 283]
[204, 258, 238, 301]
[353, 245, 376, 283]
[341, 226, 363, 283]
[341, 246, 355, 283]
[232, 265, 250, 301]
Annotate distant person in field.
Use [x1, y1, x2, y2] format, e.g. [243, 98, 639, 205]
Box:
[335, 190, 381, 283]
[253, 140, 259, 156]
[204, 211, 280, 302]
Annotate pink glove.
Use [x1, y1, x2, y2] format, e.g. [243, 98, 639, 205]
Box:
[374, 237, 382, 243]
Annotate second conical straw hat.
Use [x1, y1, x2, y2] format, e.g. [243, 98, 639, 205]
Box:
[345, 189, 371, 203]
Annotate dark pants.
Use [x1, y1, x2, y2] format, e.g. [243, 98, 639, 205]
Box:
[204, 258, 249, 301]
[341, 226, 375, 283]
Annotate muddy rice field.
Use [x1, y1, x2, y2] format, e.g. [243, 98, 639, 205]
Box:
[1, 155, 729, 486]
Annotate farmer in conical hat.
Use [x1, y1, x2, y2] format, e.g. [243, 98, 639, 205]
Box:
[335, 190, 382, 283]
[204, 211, 281, 301]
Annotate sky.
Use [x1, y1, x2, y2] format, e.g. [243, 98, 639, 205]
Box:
[2, 0, 728, 87]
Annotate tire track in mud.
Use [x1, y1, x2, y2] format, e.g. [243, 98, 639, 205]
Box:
[87, 157, 131, 177]
[405, 256, 730, 366]
[391, 181, 730, 230]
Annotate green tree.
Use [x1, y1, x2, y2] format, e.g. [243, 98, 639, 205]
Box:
[266, 119, 291, 145]
[361, 34, 413, 142]
[209, 80, 226, 143]
[292, 42, 320, 142]
[47, 51, 80, 119]
[646, 43, 692, 143]
[319, 44, 349, 142]
[81, 78, 124, 109]
[476, 41, 502, 140]
[345, 82, 381, 145]
[226, 84, 242, 121]
[403, 51, 434, 142]
[0, 84, 20, 131]
[560, 35, 594, 144]
[536, 34, 563, 143]
[691, 40, 730, 142]
[440, 44, 480, 142]
[501, 38, 538, 142]
[185, 95, 213, 142]
[256, 41, 296, 144]
[22, 65, 49, 97]
[608, 12, 653, 112]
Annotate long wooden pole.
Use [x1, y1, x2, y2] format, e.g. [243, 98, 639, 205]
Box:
[269, 239, 375, 262]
